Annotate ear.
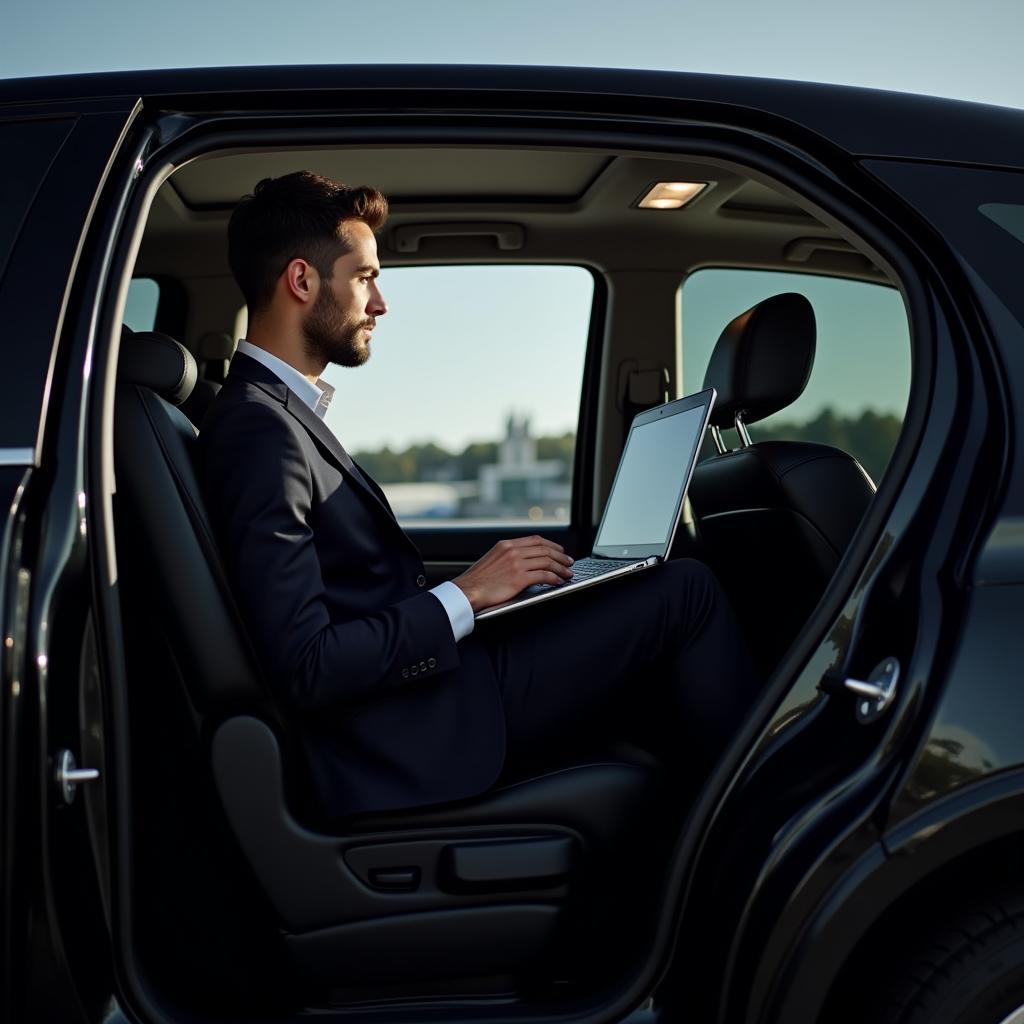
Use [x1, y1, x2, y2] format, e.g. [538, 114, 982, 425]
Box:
[281, 258, 318, 306]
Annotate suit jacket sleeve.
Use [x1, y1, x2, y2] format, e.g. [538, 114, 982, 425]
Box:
[200, 400, 462, 712]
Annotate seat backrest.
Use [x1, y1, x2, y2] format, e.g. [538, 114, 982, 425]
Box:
[113, 328, 275, 726]
[688, 294, 875, 674]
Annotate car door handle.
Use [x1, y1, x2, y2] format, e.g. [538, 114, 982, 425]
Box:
[821, 657, 901, 724]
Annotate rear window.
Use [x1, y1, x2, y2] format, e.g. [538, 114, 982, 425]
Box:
[123, 278, 161, 332]
[679, 269, 911, 483]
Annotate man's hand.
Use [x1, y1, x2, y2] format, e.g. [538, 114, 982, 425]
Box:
[452, 535, 574, 612]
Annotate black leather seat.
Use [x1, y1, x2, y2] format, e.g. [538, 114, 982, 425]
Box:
[113, 329, 666, 996]
[688, 293, 875, 676]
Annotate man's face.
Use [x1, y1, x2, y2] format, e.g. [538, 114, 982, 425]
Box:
[302, 219, 387, 368]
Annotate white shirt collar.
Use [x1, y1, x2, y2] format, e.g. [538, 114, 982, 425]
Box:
[236, 339, 335, 420]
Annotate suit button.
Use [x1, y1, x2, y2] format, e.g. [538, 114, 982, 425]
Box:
[419, 661, 427, 672]
[427, 657, 437, 669]
[411, 665, 419, 676]
[416, 574, 426, 587]
[402, 668, 409, 679]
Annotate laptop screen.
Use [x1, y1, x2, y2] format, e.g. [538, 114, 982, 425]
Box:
[592, 389, 715, 560]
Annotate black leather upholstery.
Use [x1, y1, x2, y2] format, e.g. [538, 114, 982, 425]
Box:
[704, 292, 815, 428]
[181, 377, 221, 430]
[689, 295, 875, 674]
[112, 329, 665, 989]
[115, 330, 275, 719]
[118, 328, 197, 406]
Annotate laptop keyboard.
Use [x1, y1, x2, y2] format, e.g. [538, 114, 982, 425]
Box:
[524, 557, 639, 595]
[567, 557, 637, 581]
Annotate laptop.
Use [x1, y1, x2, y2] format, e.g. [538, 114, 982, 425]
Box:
[476, 387, 716, 621]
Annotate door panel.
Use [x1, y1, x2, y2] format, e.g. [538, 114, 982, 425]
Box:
[0, 97, 142, 1023]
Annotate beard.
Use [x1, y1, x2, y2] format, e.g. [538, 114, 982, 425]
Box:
[301, 285, 375, 368]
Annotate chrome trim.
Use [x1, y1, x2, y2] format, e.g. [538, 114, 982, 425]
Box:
[844, 658, 900, 724]
[54, 749, 101, 805]
[0, 448, 35, 466]
[734, 413, 752, 448]
[710, 425, 727, 455]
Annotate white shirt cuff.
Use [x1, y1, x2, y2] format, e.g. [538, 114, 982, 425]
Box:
[430, 580, 475, 641]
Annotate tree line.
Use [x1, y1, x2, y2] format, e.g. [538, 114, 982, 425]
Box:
[354, 408, 902, 487]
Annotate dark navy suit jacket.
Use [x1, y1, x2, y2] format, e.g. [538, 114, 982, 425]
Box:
[197, 350, 505, 818]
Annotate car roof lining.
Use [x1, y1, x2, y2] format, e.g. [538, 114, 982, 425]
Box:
[136, 143, 893, 286]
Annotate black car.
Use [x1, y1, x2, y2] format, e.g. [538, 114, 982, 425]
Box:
[1, 65, 1023, 1024]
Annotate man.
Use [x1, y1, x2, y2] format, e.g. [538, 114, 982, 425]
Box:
[198, 171, 758, 821]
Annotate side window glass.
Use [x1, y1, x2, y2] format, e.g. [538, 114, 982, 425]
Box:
[123, 278, 161, 332]
[319, 265, 593, 525]
[679, 269, 911, 483]
[0, 117, 74, 285]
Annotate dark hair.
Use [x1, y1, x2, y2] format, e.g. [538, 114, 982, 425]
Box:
[227, 171, 388, 314]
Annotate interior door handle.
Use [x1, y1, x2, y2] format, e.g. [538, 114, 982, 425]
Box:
[821, 657, 901, 724]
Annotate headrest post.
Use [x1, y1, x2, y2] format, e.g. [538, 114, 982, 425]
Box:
[734, 413, 752, 449]
[710, 425, 728, 455]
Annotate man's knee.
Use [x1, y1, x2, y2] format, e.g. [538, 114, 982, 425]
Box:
[661, 557, 729, 622]
[665, 557, 719, 595]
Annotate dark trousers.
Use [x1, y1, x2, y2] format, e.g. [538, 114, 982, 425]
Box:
[479, 558, 760, 778]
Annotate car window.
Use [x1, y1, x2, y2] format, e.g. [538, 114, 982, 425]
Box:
[679, 269, 911, 483]
[0, 117, 74, 286]
[318, 265, 593, 525]
[123, 278, 161, 332]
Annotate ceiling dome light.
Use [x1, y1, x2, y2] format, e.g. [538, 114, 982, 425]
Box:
[637, 181, 707, 209]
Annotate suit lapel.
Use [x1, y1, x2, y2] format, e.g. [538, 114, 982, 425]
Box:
[284, 391, 400, 523]
[227, 350, 400, 526]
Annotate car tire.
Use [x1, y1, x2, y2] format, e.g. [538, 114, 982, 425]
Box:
[876, 883, 1024, 1024]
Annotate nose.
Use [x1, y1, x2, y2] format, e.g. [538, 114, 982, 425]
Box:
[368, 282, 387, 317]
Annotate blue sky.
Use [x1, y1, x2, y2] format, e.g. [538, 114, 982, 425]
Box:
[3, 0, 1021, 111]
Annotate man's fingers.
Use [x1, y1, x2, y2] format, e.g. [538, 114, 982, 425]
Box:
[513, 546, 573, 565]
[518, 551, 573, 568]
[501, 535, 565, 552]
[537, 571, 568, 585]
[520, 556, 573, 577]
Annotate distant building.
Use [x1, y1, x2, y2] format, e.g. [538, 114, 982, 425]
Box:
[477, 414, 569, 517]
[379, 414, 572, 522]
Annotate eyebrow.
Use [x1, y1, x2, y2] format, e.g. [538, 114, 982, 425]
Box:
[354, 265, 380, 277]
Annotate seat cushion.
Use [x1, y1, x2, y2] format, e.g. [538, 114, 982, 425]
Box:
[345, 759, 663, 848]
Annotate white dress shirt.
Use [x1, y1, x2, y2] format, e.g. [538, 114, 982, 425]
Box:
[235, 340, 475, 641]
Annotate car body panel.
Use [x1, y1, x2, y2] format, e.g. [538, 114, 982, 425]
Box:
[1, 65, 1023, 169]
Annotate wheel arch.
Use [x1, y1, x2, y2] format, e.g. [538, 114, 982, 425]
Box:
[762, 771, 1024, 1024]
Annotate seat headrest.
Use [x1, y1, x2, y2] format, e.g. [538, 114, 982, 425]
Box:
[702, 292, 816, 428]
[118, 329, 198, 407]
[198, 331, 235, 362]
